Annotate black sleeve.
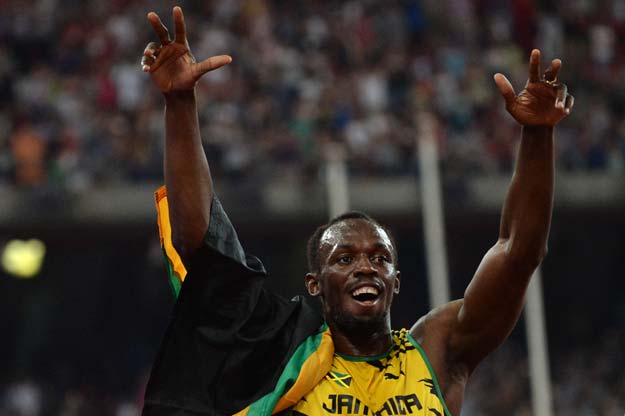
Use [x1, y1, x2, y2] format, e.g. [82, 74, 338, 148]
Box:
[143, 198, 323, 416]
[177, 197, 269, 335]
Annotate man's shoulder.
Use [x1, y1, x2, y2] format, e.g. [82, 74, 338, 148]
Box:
[409, 299, 463, 343]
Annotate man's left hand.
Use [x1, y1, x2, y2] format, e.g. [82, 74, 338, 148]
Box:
[494, 49, 574, 127]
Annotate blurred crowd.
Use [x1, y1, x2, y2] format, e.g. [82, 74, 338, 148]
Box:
[0, 376, 144, 416]
[1, 0, 625, 191]
[463, 325, 625, 415]
[2, 324, 623, 415]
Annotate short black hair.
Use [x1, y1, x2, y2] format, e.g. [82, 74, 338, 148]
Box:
[306, 211, 398, 273]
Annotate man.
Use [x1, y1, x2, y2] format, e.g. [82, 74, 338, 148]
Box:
[140, 6, 573, 416]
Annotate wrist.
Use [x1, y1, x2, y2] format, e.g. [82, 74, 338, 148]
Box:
[163, 89, 196, 103]
[522, 125, 554, 134]
[521, 125, 554, 141]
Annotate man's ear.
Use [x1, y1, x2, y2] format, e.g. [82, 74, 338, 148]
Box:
[393, 270, 401, 294]
[305, 273, 321, 296]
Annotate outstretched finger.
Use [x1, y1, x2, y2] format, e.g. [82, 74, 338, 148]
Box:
[173, 6, 187, 44]
[528, 49, 541, 83]
[148, 12, 171, 45]
[195, 55, 233, 76]
[544, 58, 561, 82]
[493, 73, 516, 108]
[555, 84, 568, 109]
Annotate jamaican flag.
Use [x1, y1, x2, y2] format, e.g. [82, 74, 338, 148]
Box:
[143, 187, 333, 416]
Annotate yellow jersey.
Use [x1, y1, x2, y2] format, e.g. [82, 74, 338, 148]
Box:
[291, 329, 450, 416]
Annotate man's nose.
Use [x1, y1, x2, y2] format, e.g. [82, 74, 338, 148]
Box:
[353, 255, 376, 276]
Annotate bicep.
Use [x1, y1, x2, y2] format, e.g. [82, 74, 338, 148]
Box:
[451, 239, 536, 368]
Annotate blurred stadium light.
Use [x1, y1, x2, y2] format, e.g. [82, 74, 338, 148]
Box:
[1, 239, 46, 279]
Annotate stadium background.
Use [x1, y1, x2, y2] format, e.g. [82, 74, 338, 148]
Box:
[0, 0, 624, 414]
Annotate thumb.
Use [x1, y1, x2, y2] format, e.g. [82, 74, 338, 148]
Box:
[195, 55, 233, 76]
[493, 73, 516, 108]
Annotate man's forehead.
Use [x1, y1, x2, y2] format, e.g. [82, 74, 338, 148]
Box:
[320, 219, 393, 248]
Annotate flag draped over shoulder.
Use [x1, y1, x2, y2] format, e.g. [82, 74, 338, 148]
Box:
[145, 187, 333, 416]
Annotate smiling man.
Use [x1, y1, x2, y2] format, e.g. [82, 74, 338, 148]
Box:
[297, 213, 445, 415]
[305, 213, 401, 353]
[140, 7, 573, 416]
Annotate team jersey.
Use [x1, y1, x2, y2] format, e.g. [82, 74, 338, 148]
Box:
[291, 329, 450, 416]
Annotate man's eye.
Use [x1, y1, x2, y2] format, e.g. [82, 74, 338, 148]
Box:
[338, 256, 352, 264]
[372, 255, 389, 263]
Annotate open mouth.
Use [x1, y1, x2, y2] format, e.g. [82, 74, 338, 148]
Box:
[351, 286, 380, 303]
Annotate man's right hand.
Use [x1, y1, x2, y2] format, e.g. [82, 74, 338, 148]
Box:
[141, 6, 232, 94]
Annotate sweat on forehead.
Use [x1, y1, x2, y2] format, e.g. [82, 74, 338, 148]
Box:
[319, 218, 391, 247]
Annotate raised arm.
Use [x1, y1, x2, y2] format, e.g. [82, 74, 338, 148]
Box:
[427, 50, 574, 372]
[142, 7, 231, 260]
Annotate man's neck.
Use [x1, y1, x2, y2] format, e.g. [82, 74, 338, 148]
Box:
[328, 320, 393, 357]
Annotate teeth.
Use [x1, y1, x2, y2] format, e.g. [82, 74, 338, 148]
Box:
[352, 286, 379, 297]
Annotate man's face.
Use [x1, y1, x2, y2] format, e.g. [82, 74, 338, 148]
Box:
[305, 219, 400, 331]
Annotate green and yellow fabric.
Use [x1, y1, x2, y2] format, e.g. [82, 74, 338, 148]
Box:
[292, 329, 450, 415]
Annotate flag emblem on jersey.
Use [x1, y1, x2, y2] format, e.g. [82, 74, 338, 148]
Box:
[326, 371, 352, 387]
